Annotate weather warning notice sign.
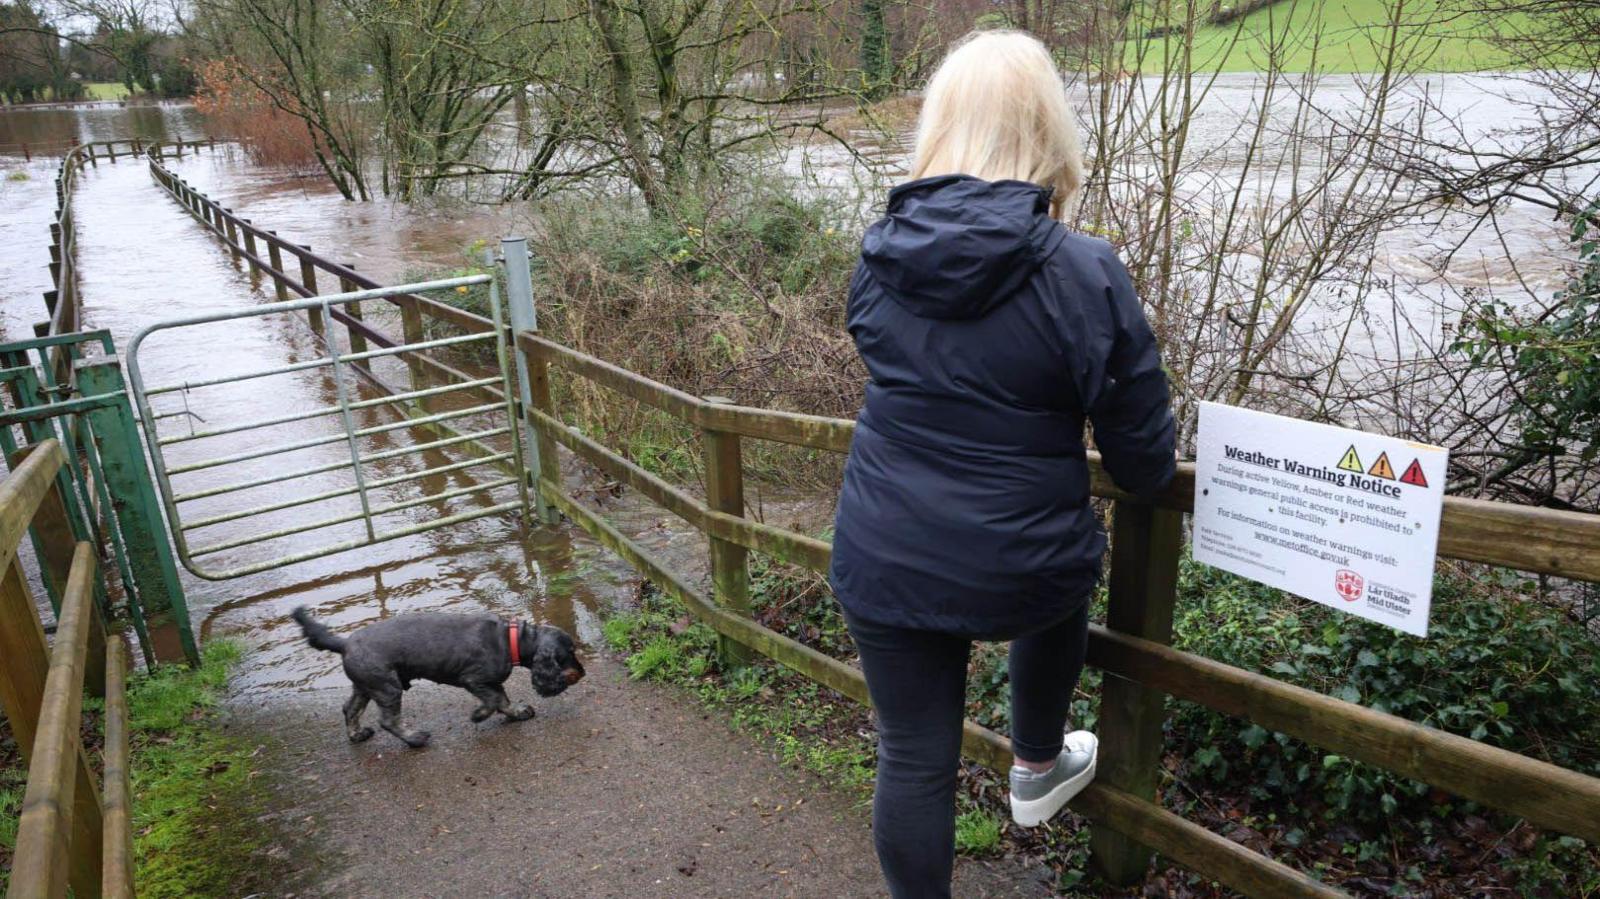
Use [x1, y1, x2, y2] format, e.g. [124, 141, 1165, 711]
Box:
[1192, 403, 1449, 637]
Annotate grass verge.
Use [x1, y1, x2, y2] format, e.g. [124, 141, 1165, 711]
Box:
[1, 639, 300, 896]
[602, 581, 878, 794]
[84, 82, 132, 101]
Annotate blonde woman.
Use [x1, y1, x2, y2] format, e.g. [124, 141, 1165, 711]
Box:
[829, 31, 1176, 896]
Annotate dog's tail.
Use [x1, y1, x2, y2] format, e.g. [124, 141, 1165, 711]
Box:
[291, 606, 347, 654]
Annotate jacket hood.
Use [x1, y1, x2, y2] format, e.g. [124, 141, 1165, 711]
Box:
[861, 175, 1056, 320]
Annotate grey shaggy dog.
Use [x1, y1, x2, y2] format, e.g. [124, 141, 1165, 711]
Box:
[291, 607, 585, 748]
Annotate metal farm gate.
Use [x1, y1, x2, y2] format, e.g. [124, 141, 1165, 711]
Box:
[125, 275, 530, 580]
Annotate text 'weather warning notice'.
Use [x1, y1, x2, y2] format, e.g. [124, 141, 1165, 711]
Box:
[1192, 402, 1448, 637]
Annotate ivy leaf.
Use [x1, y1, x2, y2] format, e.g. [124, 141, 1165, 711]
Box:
[1240, 724, 1269, 749]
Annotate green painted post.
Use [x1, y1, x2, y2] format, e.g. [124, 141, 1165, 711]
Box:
[76, 358, 199, 666]
[0, 364, 91, 612]
[1089, 501, 1184, 885]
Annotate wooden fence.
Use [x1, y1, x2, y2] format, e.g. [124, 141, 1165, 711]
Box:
[514, 330, 1600, 898]
[0, 439, 132, 899]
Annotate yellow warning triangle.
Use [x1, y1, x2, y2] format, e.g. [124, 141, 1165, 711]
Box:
[1337, 444, 1364, 473]
[1367, 451, 1396, 480]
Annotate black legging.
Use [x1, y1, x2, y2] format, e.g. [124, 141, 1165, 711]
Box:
[844, 601, 1090, 899]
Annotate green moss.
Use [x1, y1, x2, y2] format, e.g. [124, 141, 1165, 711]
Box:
[0, 763, 23, 886]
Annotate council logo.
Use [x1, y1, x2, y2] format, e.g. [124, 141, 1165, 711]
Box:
[1334, 569, 1365, 602]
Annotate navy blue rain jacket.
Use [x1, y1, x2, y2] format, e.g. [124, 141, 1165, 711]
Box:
[829, 175, 1177, 637]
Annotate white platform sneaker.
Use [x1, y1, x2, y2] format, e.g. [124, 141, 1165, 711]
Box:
[1008, 730, 1098, 827]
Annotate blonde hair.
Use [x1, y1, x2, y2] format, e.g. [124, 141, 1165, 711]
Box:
[910, 30, 1084, 220]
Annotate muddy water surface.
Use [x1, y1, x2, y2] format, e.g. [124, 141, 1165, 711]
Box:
[2, 131, 632, 705]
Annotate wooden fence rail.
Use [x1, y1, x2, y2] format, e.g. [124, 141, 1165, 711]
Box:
[514, 329, 1600, 898]
[0, 439, 131, 899]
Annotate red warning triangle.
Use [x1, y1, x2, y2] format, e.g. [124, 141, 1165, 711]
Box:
[1399, 458, 1429, 487]
[1367, 452, 1396, 480]
[1337, 445, 1364, 473]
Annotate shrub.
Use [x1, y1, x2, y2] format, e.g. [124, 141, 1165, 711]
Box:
[525, 172, 864, 488]
[1168, 560, 1600, 827]
[193, 58, 324, 169]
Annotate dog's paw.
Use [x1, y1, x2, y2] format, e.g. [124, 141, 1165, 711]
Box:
[507, 704, 536, 722]
[402, 730, 431, 748]
[470, 706, 495, 723]
[348, 726, 375, 743]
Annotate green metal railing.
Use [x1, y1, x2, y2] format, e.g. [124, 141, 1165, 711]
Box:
[0, 330, 194, 666]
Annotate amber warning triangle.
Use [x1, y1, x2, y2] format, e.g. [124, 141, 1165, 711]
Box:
[1367, 452, 1396, 480]
[1400, 458, 1429, 488]
[1337, 444, 1364, 473]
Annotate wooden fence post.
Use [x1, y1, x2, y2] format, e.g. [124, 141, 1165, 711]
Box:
[524, 341, 564, 519]
[397, 297, 430, 411]
[15, 446, 109, 698]
[223, 210, 241, 264]
[241, 220, 261, 285]
[102, 637, 134, 899]
[340, 265, 370, 356]
[266, 233, 290, 302]
[0, 562, 107, 899]
[702, 396, 752, 667]
[6, 545, 105, 899]
[1090, 501, 1185, 884]
[299, 246, 325, 337]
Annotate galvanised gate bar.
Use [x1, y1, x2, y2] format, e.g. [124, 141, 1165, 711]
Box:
[125, 276, 531, 580]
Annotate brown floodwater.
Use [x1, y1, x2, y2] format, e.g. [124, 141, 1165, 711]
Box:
[0, 112, 634, 701]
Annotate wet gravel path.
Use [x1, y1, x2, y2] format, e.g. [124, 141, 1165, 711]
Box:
[226, 652, 1056, 898]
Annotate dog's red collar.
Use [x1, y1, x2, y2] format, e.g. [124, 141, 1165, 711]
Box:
[508, 621, 521, 667]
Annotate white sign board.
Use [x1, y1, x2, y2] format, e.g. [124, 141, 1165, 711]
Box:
[1192, 402, 1449, 637]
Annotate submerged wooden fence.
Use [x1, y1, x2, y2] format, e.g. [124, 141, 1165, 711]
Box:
[42, 139, 203, 383]
[144, 147, 498, 391]
[142, 146, 516, 475]
[0, 439, 132, 899]
[514, 329, 1600, 898]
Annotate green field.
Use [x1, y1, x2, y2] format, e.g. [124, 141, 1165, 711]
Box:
[1127, 0, 1527, 73]
[84, 82, 132, 101]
